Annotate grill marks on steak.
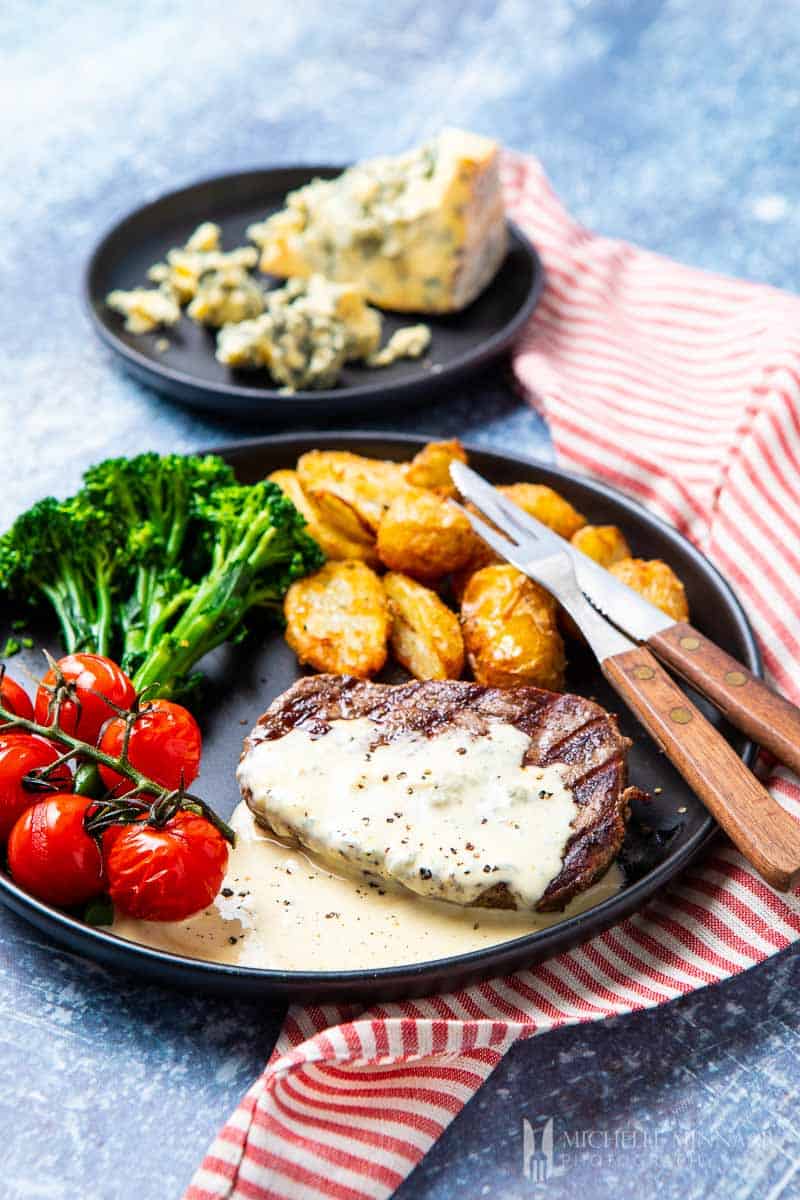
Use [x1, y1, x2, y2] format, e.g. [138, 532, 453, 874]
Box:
[243, 675, 632, 911]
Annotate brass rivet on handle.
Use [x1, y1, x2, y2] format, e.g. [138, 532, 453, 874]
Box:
[670, 706, 693, 725]
[725, 670, 747, 687]
[680, 635, 701, 651]
[633, 665, 655, 680]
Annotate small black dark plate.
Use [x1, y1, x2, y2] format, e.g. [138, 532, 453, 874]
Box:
[0, 434, 760, 1001]
[84, 168, 544, 420]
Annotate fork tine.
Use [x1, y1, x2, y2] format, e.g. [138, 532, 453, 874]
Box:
[492, 490, 567, 551]
[450, 462, 535, 545]
[453, 502, 522, 560]
[451, 461, 566, 553]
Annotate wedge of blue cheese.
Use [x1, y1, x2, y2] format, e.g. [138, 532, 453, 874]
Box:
[247, 128, 507, 313]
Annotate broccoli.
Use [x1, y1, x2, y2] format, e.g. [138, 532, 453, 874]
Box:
[0, 455, 323, 699]
[131, 480, 324, 698]
[82, 452, 235, 676]
[0, 492, 123, 656]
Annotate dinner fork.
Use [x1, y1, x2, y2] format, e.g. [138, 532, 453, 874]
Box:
[451, 468, 800, 892]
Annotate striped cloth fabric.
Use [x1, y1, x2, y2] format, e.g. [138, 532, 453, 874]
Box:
[185, 153, 800, 1200]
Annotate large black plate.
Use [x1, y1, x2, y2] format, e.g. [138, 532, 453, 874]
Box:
[0, 434, 760, 1001]
[84, 168, 544, 419]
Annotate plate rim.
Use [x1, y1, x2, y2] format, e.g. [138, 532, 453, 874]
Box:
[83, 165, 545, 410]
[0, 432, 761, 995]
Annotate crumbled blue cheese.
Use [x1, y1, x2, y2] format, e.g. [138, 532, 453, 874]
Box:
[366, 323, 431, 367]
[106, 286, 181, 334]
[186, 264, 265, 327]
[147, 222, 258, 304]
[216, 276, 368, 390]
[184, 221, 222, 253]
[217, 275, 430, 391]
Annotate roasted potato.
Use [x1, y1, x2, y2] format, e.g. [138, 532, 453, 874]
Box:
[377, 488, 478, 582]
[571, 524, 631, 567]
[609, 557, 689, 622]
[268, 469, 378, 564]
[405, 439, 468, 497]
[449, 510, 502, 602]
[284, 561, 390, 678]
[498, 483, 586, 540]
[383, 572, 464, 681]
[460, 564, 566, 691]
[297, 450, 410, 538]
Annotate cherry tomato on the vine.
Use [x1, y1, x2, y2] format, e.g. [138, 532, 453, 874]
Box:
[0, 676, 34, 722]
[35, 654, 135, 744]
[104, 810, 228, 921]
[8, 793, 105, 908]
[98, 699, 202, 795]
[0, 733, 72, 842]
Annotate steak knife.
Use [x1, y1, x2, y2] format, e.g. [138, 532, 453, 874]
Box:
[452, 462, 800, 778]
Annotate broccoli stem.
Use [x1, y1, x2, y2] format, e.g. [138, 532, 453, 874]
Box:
[95, 566, 114, 658]
[131, 514, 290, 698]
[131, 576, 280, 698]
[38, 583, 80, 654]
[39, 571, 114, 658]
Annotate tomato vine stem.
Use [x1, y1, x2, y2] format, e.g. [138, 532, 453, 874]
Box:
[0, 664, 235, 847]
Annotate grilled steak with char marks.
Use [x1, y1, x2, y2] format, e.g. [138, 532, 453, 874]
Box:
[240, 675, 632, 911]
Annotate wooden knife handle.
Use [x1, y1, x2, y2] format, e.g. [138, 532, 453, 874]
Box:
[603, 645, 800, 892]
[649, 622, 800, 777]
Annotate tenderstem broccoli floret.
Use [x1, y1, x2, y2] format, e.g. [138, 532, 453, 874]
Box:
[0, 455, 323, 699]
[82, 452, 235, 676]
[0, 492, 123, 657]
[131, 480, 323, 697]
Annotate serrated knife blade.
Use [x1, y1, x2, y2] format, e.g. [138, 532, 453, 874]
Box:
[565, 548, 676, 641]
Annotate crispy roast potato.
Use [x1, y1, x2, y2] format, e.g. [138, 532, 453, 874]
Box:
[383, 572, 464, 681]
[571, 524, 631, 567]
[284, 561, 390, 678]
[404, 439, 468, 497]
[377, 488, 478, 582]
[450, 537, 500, 602]
[460, 564, 566, 691]
[297, 450, 410, 538]
[609, 558, 689, 622]
[268, 469, 378, 564]
[498, 483, 586, 540]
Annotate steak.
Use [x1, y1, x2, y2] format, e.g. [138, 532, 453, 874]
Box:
[239, 675, 632, 911]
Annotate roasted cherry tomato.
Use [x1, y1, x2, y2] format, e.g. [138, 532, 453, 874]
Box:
[0, 733, 72, 843]
[98, 700, 202, 795]
[8, 793, 105, 908]
[104, 810, 228, 921]
[35, 654, 135, 744]
[0, 676, 34, 722]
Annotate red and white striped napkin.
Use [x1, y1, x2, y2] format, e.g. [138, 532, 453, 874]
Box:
[185, 153, 800, 1200]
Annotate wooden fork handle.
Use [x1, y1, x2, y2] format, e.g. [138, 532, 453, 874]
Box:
[603, 645, 800, 892]
[648, 622, 800, 777]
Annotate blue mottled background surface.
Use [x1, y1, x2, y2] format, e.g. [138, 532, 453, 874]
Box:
[3, 2, 800, 1197]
